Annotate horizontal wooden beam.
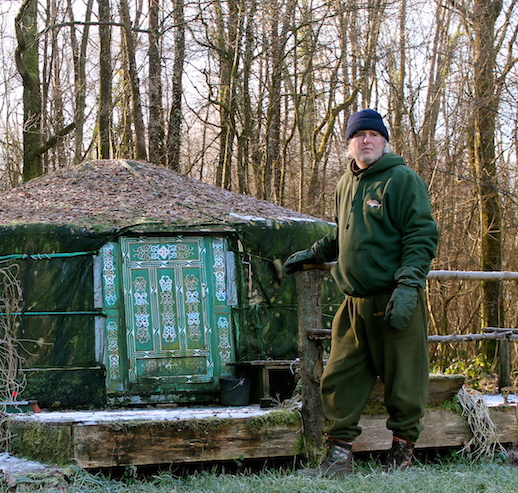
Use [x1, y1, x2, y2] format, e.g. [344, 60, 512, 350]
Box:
[355, 407, 518, 452]
[429, 332, 518, 343]
[427, 270, 518, 281]
[484, 327, 518, 334]
[73, 418, 300, 468]
[8, 409, 302, 469]
[310, 329, 518, 342]
[302, 265, 518, 281]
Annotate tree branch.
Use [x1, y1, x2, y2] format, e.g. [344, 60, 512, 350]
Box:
[33, 122, 77, 159]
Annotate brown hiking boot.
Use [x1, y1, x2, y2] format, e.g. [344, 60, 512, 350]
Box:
[303, 439, 353, 478]
[383, 437, 415, 473]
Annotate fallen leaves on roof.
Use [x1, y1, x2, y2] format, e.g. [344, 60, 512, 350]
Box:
[0, 160, 321, 232]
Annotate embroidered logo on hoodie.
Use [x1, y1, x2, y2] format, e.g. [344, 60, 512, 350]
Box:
[366, 199, 382, 209]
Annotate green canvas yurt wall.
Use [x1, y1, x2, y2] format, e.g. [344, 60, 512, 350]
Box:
[0, 160, 339, 409]
[233, 219, 338, 361]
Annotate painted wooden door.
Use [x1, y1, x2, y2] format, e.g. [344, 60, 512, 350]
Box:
[119, 236, 235, 393]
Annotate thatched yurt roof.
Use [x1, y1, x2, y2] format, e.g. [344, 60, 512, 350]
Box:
[0, 159, 323, 232]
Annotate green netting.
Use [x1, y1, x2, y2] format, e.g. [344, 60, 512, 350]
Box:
[0, 225, 100, 369]
[0, 224, 108, 407]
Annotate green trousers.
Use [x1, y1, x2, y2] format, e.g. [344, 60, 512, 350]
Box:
[321, 290, 429, 443]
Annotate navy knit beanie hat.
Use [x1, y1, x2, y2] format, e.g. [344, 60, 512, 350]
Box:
[345, 109, 389, 142]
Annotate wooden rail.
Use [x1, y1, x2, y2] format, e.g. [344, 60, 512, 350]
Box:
[304, 264, 518, 281]
[309, 328, 518, 342]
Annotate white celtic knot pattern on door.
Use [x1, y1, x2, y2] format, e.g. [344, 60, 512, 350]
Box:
[102, 243, 117, 306]
[217, 316, 231, 366]
[133, 243, 194, 261]
[106, 320, 120, 378]
[184, 274, 202, 341]
[159, 275, 177, 343]
[133, 276, 151, 344]
[212, 238, 226, 302]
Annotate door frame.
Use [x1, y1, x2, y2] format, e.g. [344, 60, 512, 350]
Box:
[100, 234, 237, 403]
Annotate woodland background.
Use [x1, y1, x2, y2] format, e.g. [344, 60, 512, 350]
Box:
[0, 0, 517, 385]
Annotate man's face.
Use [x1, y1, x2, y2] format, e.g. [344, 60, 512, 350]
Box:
[348, 130, 385, 169]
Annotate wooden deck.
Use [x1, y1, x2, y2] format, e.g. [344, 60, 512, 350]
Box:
[7, 406, 302, 468]
[6, 398, 518, 469]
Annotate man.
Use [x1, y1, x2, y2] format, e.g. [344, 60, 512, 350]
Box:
[284, 109, 439, 476]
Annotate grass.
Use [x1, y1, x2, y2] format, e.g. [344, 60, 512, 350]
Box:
[3, 453, 518, 493]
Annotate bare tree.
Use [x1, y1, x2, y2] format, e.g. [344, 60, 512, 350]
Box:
[213, 0, 243, 190]
[470, 0, 506, 379]
[15, 0, 43, 182]
[166, 0, 185, 171]
[98, 0, 113, 159]
[15, 0, 74, 181]
[387, 0, 407, 151]
[263, 0, 296, 201]
[67, 0, 94, 164]
[119, 0, 147, 160]
[148, 0, 165, 166]
[235, 0, 256, 195]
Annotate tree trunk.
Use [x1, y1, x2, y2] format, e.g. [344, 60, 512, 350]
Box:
[117, 66, 134, 158]
[358, 0, 385, 106]
[264, 1, 281, 201]
[388, 0, 406, 153]
[148, 0, 165, 166]
[235, 0, 256, 195]
[166, 0, 185, 172]
[264, 0, 295, 201]
[48, 0, 66, 170]
[98, 0, 113, 159]
[67, 0, 94, 164]
[471, 0, 503, 373]
[15, 0, 43, 182]
[416, 5, 455, 179]
[119, 0, 147, 161]
[297, 269, 325, 448]
[214, 0, 241, 190]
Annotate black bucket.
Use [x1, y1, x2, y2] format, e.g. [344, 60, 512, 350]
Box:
[220, 377, 251, 406]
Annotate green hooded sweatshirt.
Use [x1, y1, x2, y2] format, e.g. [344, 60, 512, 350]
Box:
[312, 152, 438, 297]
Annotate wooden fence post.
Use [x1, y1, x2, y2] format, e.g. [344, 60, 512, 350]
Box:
[498, 340, 511, 388]
[297, 269, 325, 447]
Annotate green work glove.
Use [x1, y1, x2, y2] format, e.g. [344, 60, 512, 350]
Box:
[384, 284, 419, 331]
[282, 249, 317, 275]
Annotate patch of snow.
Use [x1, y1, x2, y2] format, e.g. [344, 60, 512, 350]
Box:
[227, 212, 325, 223]
[285, 217, 334, 224]
[483, 394, 518, 407]
[8, 405, 272, 426]
[0, 452, 48, 475]
[280, 217, 321, 223]
[228, 213, 268, 222]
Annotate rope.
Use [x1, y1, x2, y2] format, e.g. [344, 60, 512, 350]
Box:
[0, 264, 24, 447]
[457, 386, 506, 460]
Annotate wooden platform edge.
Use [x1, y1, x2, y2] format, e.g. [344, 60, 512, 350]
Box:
[355, 406, 518, 452]
[7, 409, 302, 469]
[73, 411, 302, 468]
[6, 406, 517, 468]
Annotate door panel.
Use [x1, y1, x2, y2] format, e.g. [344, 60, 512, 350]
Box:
[120, 236, 234, 391]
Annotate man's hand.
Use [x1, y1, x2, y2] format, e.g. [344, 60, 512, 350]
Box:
[384, 284, 419, 330]
[282, 249, 317, 275]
